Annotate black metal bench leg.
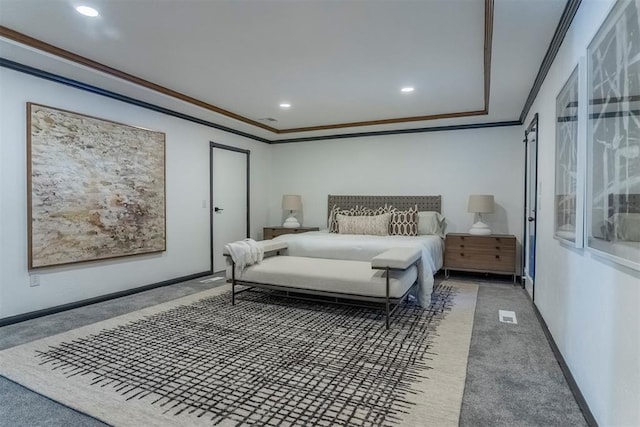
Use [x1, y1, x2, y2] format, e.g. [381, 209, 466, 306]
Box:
[385, 267, 390, 329]
[231, 261, 236, 306]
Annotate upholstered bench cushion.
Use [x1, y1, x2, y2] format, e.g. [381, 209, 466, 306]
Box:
[371, 247, 421, 270]
[237, 256, 417, 298]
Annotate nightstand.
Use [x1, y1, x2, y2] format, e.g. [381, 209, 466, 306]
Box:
[444, 233, 517, 283]
[263, 226, 319, 240]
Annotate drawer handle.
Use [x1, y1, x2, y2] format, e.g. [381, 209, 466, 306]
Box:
[460, 244, 464, 248]
[495, 255, 500, 259]
[460, 253, 464, 257]
[496, 246, 500, 250]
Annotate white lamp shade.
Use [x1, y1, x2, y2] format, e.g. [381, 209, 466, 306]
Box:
[282, 194, 302, 211]
[467, 195, 494, 213]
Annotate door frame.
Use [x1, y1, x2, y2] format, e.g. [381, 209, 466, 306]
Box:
[209, 141, 250, 273]
[522, 114, 538, 300]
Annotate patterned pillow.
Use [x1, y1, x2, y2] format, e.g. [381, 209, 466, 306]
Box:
[337, 213, 391, 236]
[328, 205, 360, 233]
[358, 204, 394, 217]
[389, 205, 418, 236]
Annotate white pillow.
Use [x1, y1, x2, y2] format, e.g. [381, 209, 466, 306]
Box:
[417, 211, 445, 237]
[609, 213, 640, 242]
[337, 212, 391, 236]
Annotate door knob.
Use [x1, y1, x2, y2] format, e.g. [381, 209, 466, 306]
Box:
[528, 216, 535, 222]
[214, 207, 224, 213]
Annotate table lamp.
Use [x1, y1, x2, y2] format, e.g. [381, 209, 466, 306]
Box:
[282, 195, 302, 228]
[468, 194, 494, 235]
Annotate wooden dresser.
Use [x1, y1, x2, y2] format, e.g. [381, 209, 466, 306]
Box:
[444, 233, 517, 282]
[263, 226, 319, 240]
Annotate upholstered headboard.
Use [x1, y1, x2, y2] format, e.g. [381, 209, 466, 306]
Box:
[327, 195, 442, 219]
[608, 194, 640, 217]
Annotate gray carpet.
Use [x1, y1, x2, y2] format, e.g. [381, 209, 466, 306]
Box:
[0, 275, 587, 426]
[459, 280, 587, 427]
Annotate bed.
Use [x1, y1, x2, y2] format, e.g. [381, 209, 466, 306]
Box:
[272, 195, 444, 307]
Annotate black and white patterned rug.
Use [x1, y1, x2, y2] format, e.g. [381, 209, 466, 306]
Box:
[0, 281, 478, 427]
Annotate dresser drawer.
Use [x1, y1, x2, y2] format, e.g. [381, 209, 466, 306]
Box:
[263, 227, 319, 240]
[445, 251, 515, 272]
[446, 235, 516, 251]
[444, 233, 517, 278]
[269, 228, 291, 238]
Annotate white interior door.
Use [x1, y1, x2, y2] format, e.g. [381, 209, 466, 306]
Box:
[524, 118, 538, 298]
[211, 145, 248, 273]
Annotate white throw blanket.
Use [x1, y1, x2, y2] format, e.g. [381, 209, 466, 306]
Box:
[224, 238, 264, 275]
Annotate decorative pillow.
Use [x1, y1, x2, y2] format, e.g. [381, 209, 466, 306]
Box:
[358, 204, 394, 216]
[609, 213, 640, 242]
[328, 205, 339, 232]
[417, 211, 446, 237]
[329, 204, 394, 232]
[389, 205, 418, 236]
[337, 212, 391, 236]
[328, 205, 360, 233]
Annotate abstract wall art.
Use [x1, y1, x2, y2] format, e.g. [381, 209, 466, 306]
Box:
[554, 63, 584, 247]
[28, 103, 166, 269]
[586, 0, 640, 270]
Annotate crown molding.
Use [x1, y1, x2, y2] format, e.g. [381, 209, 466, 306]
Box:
[0, 0, 494, 134]
[2, 57, 522, 144]
[519, 0, 582, 123]
[0, 58, 272, 143]
[271, 120, 521, 144]
[0, 26, 279, 133]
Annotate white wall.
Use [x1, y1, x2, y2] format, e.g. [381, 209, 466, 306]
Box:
[269, 126, 524, 242]
[523, 1, 640, 425]
[0, 67, 272, 319]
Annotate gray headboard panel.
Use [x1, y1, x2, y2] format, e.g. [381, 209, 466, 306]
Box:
[327, 195, 442, 218]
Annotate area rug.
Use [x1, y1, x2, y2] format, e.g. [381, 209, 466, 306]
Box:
[0, 280, 478, 427]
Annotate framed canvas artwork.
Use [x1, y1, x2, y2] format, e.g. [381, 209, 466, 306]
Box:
[554, 63, 585, 247]
[585, 0, 640, 271]
[28, 103, 166, 269]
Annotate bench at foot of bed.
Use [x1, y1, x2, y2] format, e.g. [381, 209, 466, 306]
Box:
[229, 247, 421, 329]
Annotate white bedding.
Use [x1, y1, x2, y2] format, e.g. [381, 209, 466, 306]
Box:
[272, 230, 444, 306]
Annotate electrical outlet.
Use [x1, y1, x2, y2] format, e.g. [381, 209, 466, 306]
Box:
[29, 275, 40, 287]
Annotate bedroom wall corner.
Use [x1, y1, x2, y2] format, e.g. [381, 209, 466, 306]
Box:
[522, 0, 640, 425]
[0, 66, 272, 320]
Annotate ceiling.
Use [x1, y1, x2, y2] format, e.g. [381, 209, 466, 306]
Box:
[0, 0, 568, 142]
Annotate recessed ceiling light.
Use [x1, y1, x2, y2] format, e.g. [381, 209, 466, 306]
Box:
[75, 5, 99, 17]
[279, 103, 291, 109]
[401, 87, 415, 93]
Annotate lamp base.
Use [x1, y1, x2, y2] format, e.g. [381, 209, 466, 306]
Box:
[469, 221, 491, 235]
[282, 214, 300, 228]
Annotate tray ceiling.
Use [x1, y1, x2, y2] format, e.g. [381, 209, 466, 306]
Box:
[0, 0, 568, 140]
